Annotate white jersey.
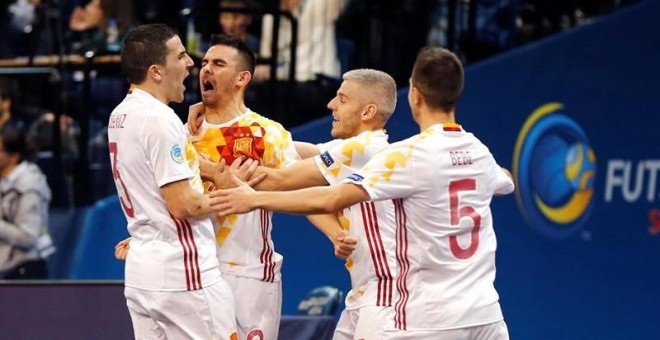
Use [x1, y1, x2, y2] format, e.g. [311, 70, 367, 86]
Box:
[190, 110, 300, 282]
[314, 130, 398, 310]
[107, 88, 221, 291]
[347, 123, 514, 330]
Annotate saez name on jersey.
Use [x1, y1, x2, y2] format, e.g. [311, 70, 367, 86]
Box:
[109, 114, 127, 129]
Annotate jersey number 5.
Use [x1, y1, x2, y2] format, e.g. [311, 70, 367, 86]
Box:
[448, 179, 481, 259]
[109, 142, 135, 218]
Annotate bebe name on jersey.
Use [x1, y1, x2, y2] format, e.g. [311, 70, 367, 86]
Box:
[321, 151, 335, 167]
[108, 114, 127, 129]
[449, 151, 472, 166]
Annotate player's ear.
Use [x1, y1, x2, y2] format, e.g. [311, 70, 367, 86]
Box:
[149, 65, 163, 82]
[410, 85, 422, 106]
[361, 104, 377, 120]
[237, 71, 252, 86]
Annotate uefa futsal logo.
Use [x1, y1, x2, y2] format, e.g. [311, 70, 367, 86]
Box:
[513, 103, 596, 238]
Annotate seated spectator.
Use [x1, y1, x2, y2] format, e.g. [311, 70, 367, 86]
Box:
[68, 0, 104, 33]
[219, 0, 260, 53]
[0, 78, 28, 130]
[0, 0, 53, 57]
[68, 0, 135, 52]
[0, 77, 78, 158]
[0, 126, 54, 280]
[27, 111, 79, 160]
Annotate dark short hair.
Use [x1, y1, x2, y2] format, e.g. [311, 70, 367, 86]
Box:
[220, 0, 249, 8]
[411, 47, 464, 112]
[121, 24, 178, 84]
[1, 126, 27, 161]
[209, 34, 256, 75]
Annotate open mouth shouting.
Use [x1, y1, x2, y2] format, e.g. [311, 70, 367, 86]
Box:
[201, 79, 215, 95]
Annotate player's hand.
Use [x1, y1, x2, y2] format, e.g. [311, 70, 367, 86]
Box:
[333, 230, 357, 260]
[232, 157, 267, 188]
[114, 237, 131, 261]
[214, 157, 246, 189]
[212, 157, 266, 189]
[199, 156, 225, 186]
[209, 172, 258, 215]
[187, 102, 205, 135]
[206, 157, 228, 189]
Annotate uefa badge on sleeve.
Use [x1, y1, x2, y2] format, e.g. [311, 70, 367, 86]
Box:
[170, 143, 185, 163]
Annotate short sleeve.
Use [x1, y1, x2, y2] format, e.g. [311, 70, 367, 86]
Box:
[143, 114, 194, 187]
[263, 122, 301, 169]
[490, 159, 515, 195]
[317, 139, 341, 153]
[314, 137, 373, 185]
[344, 140, 418, 201]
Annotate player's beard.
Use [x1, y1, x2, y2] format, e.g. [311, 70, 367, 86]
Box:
[201, 92, 219, 108]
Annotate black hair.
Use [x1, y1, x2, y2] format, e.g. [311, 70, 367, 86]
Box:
[209, 33, 256, 75]
[121, 24, 178, 84]
[411, 47, 464, 112]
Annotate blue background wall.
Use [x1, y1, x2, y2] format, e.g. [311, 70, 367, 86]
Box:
[56, 1, 660, 338]
[278, 1, 660, 338]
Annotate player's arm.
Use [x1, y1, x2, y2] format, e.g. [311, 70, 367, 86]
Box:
[501, 167, 513, 181]
[214, 181, 369, 215]
[253, 157, 327, 191]
[294, 141, 320, 159]
[494, 167, 515, 196]
[161, 179, 221, 219]
[198, 157, 225, 182]
[306, 214, 357, 259]
[187, 102, 205, 135]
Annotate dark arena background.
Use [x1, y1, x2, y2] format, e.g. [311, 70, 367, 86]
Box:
[0, 1, 658, 339]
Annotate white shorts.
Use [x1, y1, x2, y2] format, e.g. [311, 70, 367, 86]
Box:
[223, 272, 282, 340]
[333, 305, 395, 340]
[379, 320, 509, 340]
[125, 279, 237, 340]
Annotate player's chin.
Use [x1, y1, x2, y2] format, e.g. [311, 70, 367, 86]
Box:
[172, 92, 185, 103]
[203, 95, 221, 109]
[330, 127, 339, 138]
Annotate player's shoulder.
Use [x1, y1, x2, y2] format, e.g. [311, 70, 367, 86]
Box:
[119, 97, 173, 120]
[244, 110, 277, 125]
[246, 111, 291, 135]
[391, 133, 423, 149]
[367, 133, 424, 163]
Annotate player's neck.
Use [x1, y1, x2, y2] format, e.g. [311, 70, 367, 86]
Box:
[417, 109, 455, 132]
[359, 123, 385, 135]
[132, 83, 168, 105]
[205, 98, 247, 124]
